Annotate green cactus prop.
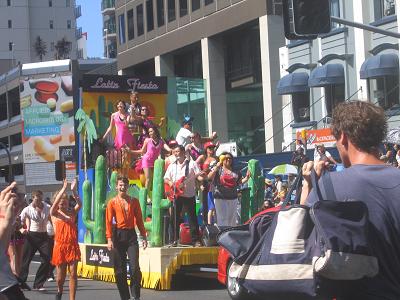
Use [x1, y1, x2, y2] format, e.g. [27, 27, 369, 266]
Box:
[82, 155, 107, 244]
[107, 101, 114, 116]
[106, 170, 118, 201]
[247, 159, 265, 218]
[98, 96, 108, 136]
[90, 110, 97, 127]
[240, 188, 251, 224]
[145, 158, 171, 247]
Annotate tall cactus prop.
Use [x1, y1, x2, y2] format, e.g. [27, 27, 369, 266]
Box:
[247, 159, 265, 218]
[145, 158, 171, 247]
[98, 96, 108, 136]
[82, 155, 107, 244]
[240, 188, 251, 224]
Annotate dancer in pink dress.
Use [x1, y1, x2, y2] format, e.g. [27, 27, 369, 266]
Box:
[102, 101, 135, 150]
[129, 126, 171, 189]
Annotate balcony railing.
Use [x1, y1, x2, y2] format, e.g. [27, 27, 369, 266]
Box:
[101, 0, 115, 12]
[75, 5, 82, 18]
[103, 23, 116, 35]
[76, 27, 82, 39]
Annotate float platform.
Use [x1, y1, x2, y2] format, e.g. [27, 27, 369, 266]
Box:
[77, 243, 219, 290]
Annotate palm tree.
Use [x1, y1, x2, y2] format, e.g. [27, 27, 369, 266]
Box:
[75, 109, 98, 179]
[55, 37, 72, 59]
[34, 36, 47, 61]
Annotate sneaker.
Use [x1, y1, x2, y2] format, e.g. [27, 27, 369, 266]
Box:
[194, 241, 202, 247]
[19, 282, 31, 291]
[47, 277, 54, 282]
[33, 285, 46, 292]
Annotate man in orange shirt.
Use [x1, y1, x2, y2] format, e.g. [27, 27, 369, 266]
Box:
[106, 176, 147, 300]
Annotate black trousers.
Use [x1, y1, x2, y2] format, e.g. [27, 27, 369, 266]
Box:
[201, 182, 209, 226]
[174, 196, 199, 244]
[19, 231, 50, 288]
[113, 228, 142, 300]
[1, 284, 28, 300]
[48, 235, 55, 278]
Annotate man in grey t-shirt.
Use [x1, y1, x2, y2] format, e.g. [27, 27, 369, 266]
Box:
[301, 101, 400, 300]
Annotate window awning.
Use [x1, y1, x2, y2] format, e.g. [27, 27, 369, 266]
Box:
[360, 53, 399, 79]
[276, 72, 309, 95]
[308, 63, 345, 87]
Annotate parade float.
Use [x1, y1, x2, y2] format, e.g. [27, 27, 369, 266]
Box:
[74, 74, 265, 290]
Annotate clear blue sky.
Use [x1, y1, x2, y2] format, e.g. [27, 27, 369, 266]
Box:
[76, 0, 103, 58]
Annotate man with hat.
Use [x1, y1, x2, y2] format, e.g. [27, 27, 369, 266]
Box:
[176, 115, 218, 148]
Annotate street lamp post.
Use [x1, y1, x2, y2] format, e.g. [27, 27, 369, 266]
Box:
[0, 142, 13, 183]
[104, 28, 109, 58]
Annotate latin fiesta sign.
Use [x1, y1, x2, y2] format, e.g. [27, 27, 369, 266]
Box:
[82, 74, 167, 93]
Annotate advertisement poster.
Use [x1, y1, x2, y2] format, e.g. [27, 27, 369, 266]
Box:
[20, 75, 75, 164]
[296, 128, 336, 149]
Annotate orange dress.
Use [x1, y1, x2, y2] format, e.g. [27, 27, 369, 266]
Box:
[51, 214, 81, 266]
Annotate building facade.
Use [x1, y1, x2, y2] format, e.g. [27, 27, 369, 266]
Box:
[102, 0, 117, 58]
[0, 0, 82, 74]
[114, 0, 286, 154]
[277, 0, 399, 150]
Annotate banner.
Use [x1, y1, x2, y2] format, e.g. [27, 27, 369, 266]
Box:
[20, 75, 75, 164]
[85, 245, 114, 267]
[296, 128, 336, 149]
[81, 74, 167, 93]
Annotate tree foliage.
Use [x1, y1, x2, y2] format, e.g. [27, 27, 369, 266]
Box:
[34, 36, 47, 61]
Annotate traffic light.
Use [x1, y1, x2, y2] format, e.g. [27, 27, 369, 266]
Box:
[283, 0, 331, 40]
[55, 160, 66, 181]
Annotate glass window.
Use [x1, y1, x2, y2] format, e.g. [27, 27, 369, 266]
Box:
[180, 0, 188, 17]
[8, 87, 20, 118]
[8, 42, 13, 51]
[204, 0, 213, 5]
[0, 94, 7, 121]
[50, 20, 54, 29]
[8, 20, 12, 28]
[67, 20, 71, 29]
[374, 0, 395, 20]
[157, 0, 165, 27]
[0, 137, 9, 149]
[118, 14, 126, 44]
[12, 163, 23, 176]
[127, 9, 135, 40]
[66, 0, 70, 7]
[192, 0, 200, 11]
[330, 0, 340, 28]
[7, 0, 11, 6]
[146, 0, 154, 32]
[50, 42, 54, 51]
[291, 92, 310, 123]
[49, 0, 52, 7]
[10, 133, 21, 147]
[324, 84, 345, 117]
[368, 75, 399, 110]
[137, 4, 144, 36]
[168, 0, 176, 22]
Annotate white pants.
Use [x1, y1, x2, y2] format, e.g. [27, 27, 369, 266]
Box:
[214, 198, 238, 227]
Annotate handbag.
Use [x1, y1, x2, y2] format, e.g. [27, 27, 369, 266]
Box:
[218, 170, 379, 298]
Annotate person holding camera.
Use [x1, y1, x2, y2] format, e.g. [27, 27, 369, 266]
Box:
[0, 182, 29, 300]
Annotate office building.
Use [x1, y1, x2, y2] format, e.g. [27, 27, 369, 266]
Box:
[277, 0, 399, 149]
[115, 0, 286, 154]
[0, 0, 82, 74]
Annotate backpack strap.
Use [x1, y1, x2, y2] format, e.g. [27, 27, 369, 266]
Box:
[321, 171, 338, 202]
[310, 169, 324, 202]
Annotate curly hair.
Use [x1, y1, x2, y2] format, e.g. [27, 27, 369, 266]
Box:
[331, 101, 387, 153]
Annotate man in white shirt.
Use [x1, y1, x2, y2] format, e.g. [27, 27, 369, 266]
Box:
[19, 190, 51, 291]
[175, 117, 194, 147]
[164, 145, 205, 246]
[313, 144, 337, 166]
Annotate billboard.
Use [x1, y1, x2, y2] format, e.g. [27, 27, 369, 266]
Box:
[20, 75, 75, 164]
[296, 128, 336, 149]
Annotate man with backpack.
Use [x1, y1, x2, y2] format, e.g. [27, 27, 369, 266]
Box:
[301, 100, 400, 299]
